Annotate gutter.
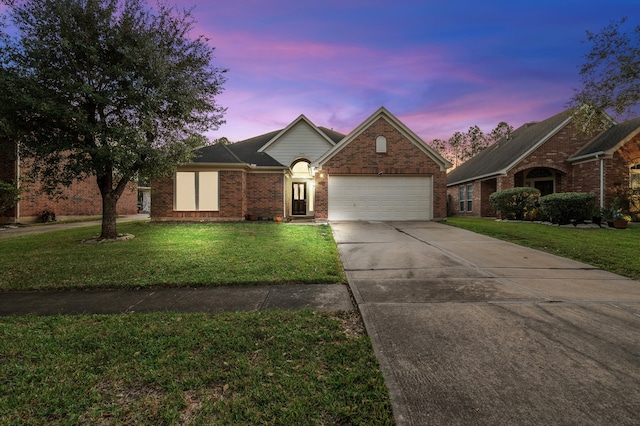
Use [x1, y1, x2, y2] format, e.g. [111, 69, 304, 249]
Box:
[566, 150, 606, 163]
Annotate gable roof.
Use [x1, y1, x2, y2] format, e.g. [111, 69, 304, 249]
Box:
[257, 115, 340, 152]
[568, 117, 640, 162]
[314, 106, 452, 170]
[446, 109, 574, 186]
[192, 124, 345, 168]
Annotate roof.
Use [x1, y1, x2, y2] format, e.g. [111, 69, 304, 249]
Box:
[192, 126, 345, 167]
[446, 109, 574, 186]
[569, 117, 640, 161]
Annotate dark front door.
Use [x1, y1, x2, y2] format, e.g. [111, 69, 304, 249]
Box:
[292, 182, 307, 215]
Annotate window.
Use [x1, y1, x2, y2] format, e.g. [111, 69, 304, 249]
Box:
[175, 171, 219, 211]
[376, 135, 387, 153]
[459, 186, 465, 211]
[467, 184, 473, 212]
[631, 164, 640, 189]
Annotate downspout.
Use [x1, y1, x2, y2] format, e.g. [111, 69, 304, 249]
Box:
[15, 142, 20, 223]
[599, 154, 605, 209]
[283, 171, 287, 219]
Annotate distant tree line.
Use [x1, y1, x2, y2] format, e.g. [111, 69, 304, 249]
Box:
[428, 122, 513, 167]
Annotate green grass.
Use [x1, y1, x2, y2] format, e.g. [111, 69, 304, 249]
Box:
[0, 222, 346, 291]
[446, 217, 640, 280]
[0, 311, 393, 425]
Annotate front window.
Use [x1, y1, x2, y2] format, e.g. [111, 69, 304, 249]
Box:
[175, 171, 219, 211]
[631, 164, 640, 189]
[459, 186, 465, 211]
[467, 184, 473, 212]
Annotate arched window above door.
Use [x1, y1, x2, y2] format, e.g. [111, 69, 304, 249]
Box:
[291, 160, 312, 178]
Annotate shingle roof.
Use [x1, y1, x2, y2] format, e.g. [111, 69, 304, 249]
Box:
[192, 127, 346, 167]
[569, 117, 640, 160]
[446, 109, 573, 186]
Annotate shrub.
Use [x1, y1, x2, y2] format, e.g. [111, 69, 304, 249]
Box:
[0, 180, 21, 214]
[489, 187, 540, 220]
[539, 192, 596, 225]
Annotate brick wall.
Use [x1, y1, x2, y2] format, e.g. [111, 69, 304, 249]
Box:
[316, 117, 448, 219]
[151, 170, 248, 221]
[18, 176, 137, 221]
[151, 169, 284, 221]
[246, 172, 284, 218]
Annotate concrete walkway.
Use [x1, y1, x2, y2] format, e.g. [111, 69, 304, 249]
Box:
[0, 284, 353, 315]
[332, 221, 640, 426]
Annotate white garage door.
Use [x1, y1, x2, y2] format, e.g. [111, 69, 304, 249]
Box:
[328, 175, 433, 221]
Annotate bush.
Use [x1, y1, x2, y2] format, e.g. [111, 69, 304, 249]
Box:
[489, 187, 541, 220]
[539, 192, 596, 225]
[0, 180, 21, 214]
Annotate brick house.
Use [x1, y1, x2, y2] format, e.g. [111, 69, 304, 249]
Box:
[0, 141, 138, 224]
[152, 107, 452, 222]
[446, 108, 640, 217]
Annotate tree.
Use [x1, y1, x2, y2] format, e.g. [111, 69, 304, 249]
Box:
[571, 17, 640, 134]
[428, 122, 512, 167]
[0, 0, 227, 239]
[487, 121, 513, 144]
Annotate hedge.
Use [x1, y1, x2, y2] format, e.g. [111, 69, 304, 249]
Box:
[539, 192, 597, 225]
[489, 187, 540, 220]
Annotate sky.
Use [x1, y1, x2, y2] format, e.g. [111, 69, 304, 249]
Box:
[3, 1, 639, 143]
[175, 0, 639, 143]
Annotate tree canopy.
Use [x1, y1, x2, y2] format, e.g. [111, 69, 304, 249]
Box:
[429, 121, 513, 167]
[0, 0, 227, 238]
[571, 17, 640, 134]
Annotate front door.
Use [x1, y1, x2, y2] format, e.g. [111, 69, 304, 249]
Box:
[292, 182, 307, 215]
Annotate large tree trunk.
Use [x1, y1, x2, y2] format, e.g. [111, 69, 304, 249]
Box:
[101, 192, 119, 240]
[97, 170, 128, 240]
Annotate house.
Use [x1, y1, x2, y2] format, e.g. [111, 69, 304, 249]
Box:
[446, 108, 640, 217]
[151, 107, 452, 222]
[0, 140, 138, 224]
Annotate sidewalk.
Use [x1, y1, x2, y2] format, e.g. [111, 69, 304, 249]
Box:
[0, 284, 354, 316]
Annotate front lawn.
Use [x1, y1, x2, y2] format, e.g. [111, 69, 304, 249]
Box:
[0, 222, 346, 291]
[446, 217, 640, 280]
[0, 311, 393, 425]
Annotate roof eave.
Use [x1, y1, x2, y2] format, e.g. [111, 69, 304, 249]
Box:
[447, 170, 507, 187]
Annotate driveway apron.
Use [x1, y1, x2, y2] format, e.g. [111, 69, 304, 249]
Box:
[332, 221, 640, 426]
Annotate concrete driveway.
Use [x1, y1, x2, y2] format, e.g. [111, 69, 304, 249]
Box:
[332, 221, 640, 425]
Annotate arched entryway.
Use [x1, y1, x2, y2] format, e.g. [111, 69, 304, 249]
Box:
[523, 167, 557, 196]
[288, 159, 315, 217]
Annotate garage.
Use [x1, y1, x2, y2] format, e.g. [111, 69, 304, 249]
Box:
[328, 175, 433, 221]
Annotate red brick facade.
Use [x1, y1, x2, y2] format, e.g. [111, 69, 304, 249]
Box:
[151, 169, 285, 221]
[151, 110, 450, 222]
[448, 121, 640, 217]
[1, 146, 138, 223]
[316, 117, 448, 219]
[18, 177, 137, 221]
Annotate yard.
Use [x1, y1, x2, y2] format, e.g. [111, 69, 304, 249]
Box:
[446, 217, 640, 280]
[0, 222, 394, 425]
[0, 222, 346, 291]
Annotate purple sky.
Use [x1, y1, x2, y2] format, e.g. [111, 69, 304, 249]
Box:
[181, 0, 639, 143]
[3, 1, 639, 143]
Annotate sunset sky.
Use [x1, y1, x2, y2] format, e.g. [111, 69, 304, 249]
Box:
[178, 0, 639, 143]
[3, 1, 639, 143]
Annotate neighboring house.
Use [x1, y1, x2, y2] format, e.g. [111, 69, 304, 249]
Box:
[152, 107, 452, 222]
[0, 141, 138, 223]
[446, 108, 640, 217]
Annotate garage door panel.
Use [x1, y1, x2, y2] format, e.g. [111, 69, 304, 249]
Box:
[328, 176, 432, 221]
